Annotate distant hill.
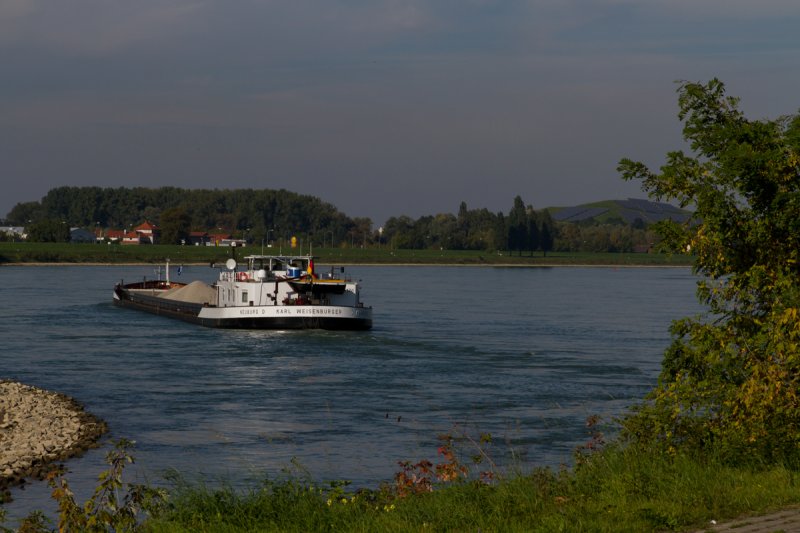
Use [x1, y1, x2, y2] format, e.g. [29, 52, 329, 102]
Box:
[549, 198, 692, 225]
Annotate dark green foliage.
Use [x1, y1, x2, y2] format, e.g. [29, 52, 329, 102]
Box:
[526, 211, 539, 256]
[539, 211, 555, 256]
[5, 201, 44, 225]
[25, 220, 70, 243]
[6, 187, 366, 247]
[159, 207, 192, 245]
[507, 195, 529, 255]
[383, 198, 570, 254]
[618, 79, 800, 464]
[7, 186, 662, 253]
[9, 440, 167, 533]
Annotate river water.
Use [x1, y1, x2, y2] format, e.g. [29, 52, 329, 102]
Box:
[0, 264, 701, 519]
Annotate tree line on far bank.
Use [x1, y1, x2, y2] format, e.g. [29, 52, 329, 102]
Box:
[2, 187, 658, 254]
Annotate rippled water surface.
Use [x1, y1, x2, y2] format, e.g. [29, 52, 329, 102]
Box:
[0, 264, 701, 518]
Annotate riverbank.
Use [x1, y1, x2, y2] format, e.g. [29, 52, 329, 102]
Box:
[0, 260, 693, 268]
[141, 446, 800, 532]
[0, 381, 107, 503]
[0, 242, 693, 267]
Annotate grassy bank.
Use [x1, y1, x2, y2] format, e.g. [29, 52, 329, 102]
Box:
[142, 448, 800, 532]
[0, 242, 692, 266]
[7, 442, 799, 532]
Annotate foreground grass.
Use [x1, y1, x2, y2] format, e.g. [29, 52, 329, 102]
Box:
[142, 447, 800, 532]
[4, 442, 800, 532]
[0, 242, 691, 266]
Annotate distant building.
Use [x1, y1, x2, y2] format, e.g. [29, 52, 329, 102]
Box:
[121, 231, 140, 245]
[207, 233, 233, 246]
[220, 238, 247, 247]
[188, 232, 210, 246]
[70, 227, 96, 243]
[133, 222, 160, 244]
[95, 228, 125, 243]
[115, 222, 160, 245]
[0, 226, 26, 240]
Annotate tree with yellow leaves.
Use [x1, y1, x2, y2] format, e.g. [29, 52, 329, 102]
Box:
[618, 79, 800, 464]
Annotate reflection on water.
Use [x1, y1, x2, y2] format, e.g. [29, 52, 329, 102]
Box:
[0, 264, 701, 519]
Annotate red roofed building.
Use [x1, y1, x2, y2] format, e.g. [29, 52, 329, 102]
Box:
[188, 231, 210, 246]
[122, 230, 142, 245]
[95, 228, 126, 243]
[209, 233, 232, 246]
[134, 222, 160, 244]
[112, 222, 160, 245]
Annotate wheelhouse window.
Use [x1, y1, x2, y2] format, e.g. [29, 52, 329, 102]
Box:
[241, 290, 248, 303]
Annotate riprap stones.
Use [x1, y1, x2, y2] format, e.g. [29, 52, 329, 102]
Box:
[0, 380, 107, 502]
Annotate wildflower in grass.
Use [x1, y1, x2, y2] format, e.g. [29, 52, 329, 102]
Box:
[435, 438, 468, 482]
[394, 459, 434, 497]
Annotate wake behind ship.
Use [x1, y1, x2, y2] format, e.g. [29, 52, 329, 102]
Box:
[113, 255, 372, 330]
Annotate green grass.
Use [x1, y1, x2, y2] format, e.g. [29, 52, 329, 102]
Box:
[0, 243, 692, 266]
[6, 443, 800, 532]
[141, 446, 800, 532]
[0, 242, 234, 265]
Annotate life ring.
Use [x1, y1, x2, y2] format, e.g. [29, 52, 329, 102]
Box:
[236, 272, 249, 282]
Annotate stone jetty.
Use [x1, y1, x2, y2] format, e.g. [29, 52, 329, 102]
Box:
[0, 380, 108, 502]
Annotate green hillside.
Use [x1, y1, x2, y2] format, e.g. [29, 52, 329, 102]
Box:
[549, 198, 692, 225]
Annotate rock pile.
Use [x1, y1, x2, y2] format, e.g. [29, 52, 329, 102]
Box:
[0, 380, 107, 502]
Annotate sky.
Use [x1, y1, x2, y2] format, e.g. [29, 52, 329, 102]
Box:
[2, 1, 799, 226]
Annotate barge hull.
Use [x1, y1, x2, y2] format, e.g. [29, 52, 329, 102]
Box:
[113, 287, 372, 330]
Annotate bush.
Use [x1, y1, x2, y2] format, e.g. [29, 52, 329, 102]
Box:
[618, 79, 800, 464]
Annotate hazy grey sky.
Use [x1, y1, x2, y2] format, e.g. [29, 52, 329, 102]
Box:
[2, 1, 799, 225]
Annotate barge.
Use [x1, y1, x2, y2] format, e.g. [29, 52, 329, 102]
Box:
[113, 255, 372, 330]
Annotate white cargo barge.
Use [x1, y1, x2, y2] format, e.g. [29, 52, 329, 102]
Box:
[113, 255, 372, 330]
